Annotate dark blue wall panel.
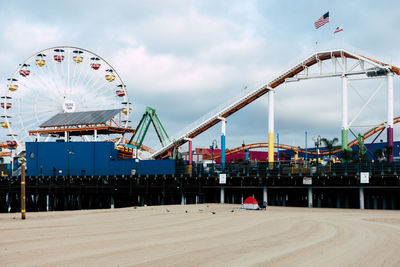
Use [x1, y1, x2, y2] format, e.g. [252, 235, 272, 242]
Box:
[26, 142, 175, 176]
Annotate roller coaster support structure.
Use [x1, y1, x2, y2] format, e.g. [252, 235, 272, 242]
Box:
[268, 88, 274, 164]
[387, 72, 394, 162]
[219, 117, 226, 171]
[342, 75, 349, 152]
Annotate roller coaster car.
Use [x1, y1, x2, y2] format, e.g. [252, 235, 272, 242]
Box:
[6, 140, 17, 147]
[116, 145, 134, 158]
[320, 156, 340, 165]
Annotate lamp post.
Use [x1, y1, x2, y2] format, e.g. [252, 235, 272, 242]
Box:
[312, 135, 321, 164]
[210, 139, 218, 165]
[305, 131, 308, 166]
[277, 133, 280, 164]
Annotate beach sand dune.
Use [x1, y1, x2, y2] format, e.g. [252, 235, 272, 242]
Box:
[1, 204, 400, 266]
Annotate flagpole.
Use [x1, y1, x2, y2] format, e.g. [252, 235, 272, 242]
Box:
[328, 13, 331, 43]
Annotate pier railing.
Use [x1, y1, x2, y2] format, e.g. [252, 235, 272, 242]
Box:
[176, 162, 400, 177]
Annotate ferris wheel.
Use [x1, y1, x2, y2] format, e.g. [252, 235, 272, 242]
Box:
[2, 46, 132, 151]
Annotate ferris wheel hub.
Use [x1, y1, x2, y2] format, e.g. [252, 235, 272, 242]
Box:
[62, 99, 76, 113]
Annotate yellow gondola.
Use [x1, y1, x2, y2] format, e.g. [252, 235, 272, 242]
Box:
[122, 108, 132, 115]
[73, 50, 84, 63]
[36, 59, 46, 67]
[35, 54, 46, 67]
[105, 74, 115, 82]
[8, 84, 18, 91]
[73, 56, 83, 63]
[1, 122, 9, 128]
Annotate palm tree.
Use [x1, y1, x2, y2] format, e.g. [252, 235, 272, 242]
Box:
[321, 137, 339, 162]
[340, 148, 356, 163]
[374, 148, 385, 162]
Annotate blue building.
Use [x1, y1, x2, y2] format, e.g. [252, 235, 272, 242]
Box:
[26, 141, 175, 176]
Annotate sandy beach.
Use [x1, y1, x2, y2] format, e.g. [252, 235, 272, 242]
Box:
[1, 204, 400, 266]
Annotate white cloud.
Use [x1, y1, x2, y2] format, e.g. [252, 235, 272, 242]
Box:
[3, 21, 62, 52]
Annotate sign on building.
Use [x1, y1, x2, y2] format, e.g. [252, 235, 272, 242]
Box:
[303, 177, 312, 185]
[219, 173, 226, 184]
[360, 172, 369, 184]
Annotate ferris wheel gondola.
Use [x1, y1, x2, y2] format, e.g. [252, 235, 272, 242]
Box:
[2, 46, 131, 152]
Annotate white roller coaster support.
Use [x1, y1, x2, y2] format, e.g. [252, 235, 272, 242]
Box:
[388, 72, 394, 128]
[268, 90, 274, 163]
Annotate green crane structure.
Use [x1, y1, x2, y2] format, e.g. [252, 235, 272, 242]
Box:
[128, 107, 170, 150]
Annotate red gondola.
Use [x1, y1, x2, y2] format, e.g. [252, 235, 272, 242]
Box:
[90, 57, 101, 70]
[116, 90, 125, 97]
[54, 49, 65, 62]
[19, 64, 30, 77]
[91, 63, 101, 70]
[1, 103, 12, 109]
[54, 55, 64, 62]
[19, 70, 30, 77]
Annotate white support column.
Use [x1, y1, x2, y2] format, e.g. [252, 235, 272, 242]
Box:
[263, 187, 268, 206]
[64, 131, 68, 142]
[342, 75, 348, 150]
[46, 194, 50, 212]
[94, 129, 98, 141]
[308, 187, 313, 208]
[220, 187, 225, 204]
[388, 72, 394, 128]
[359, 187, 364, 209]
[181, 193, 185, 205]
[110, 195, 114, 209]
[268, 89, 274, 163]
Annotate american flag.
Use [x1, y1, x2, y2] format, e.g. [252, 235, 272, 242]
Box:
[314, 12, 329, 29]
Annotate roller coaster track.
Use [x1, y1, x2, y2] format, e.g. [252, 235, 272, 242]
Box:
[207, 116, 400, 159]
[151, 48, 400, 159]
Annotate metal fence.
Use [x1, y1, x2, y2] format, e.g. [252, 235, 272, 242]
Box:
[176, 162, 400, 177]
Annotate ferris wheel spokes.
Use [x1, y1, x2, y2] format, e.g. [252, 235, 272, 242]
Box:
[3, 46, 131, 146]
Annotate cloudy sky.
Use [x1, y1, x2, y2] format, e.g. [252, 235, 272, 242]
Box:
[0, 0, 399, 151]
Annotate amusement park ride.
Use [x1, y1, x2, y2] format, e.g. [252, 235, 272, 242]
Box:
[1, 47, 136, 161]
[1, 46, 400, 170]
[150, 48, 400, 166]
[2, 47, 132, 145]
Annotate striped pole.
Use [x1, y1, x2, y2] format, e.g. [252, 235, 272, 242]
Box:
[21, 165, 26, 220]
[221, 118, 226, 171]
[188, 140, 193, 174]
[188, 140, 193, 165]
[268, 90, 274, 163]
